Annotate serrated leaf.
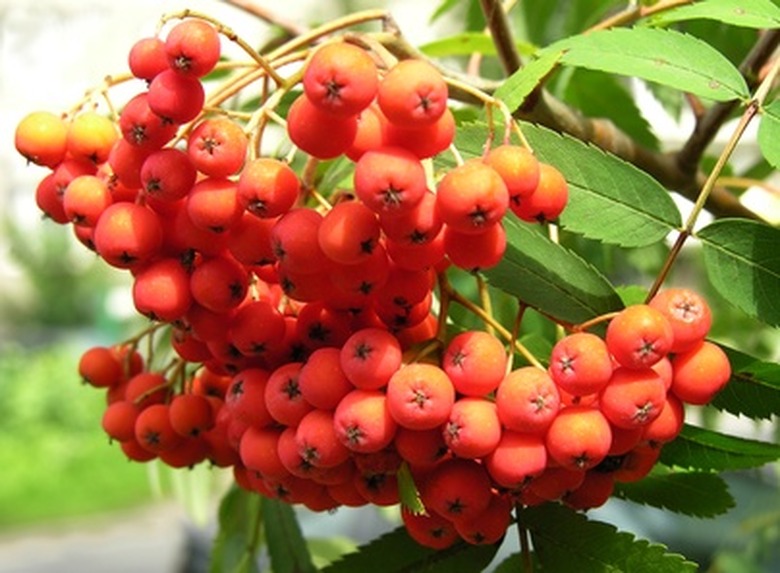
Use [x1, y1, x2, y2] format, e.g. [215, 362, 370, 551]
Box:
[563, 69, 660, 150]
[320, 526, 499, 573]
[453, 121, 681, 246]
[711, 345, 780, 420]
[209, 486, 262, 573]
[521, 503, 698, 573]
[697, 218, 780, 327]
[522, 122, 681, 246]
[419, 32, 536, 58]
[643, 0, 780, 29]
[614, 467, 735, 518]
[494, 49, 564, 112]
[553, 27, 749, 102]
[758, 100, 780, 169]
[398, 462, 426, 515]
[262, 497, 317, 573]
[483, 217, 624, 325]
[660, 424, 780, 471]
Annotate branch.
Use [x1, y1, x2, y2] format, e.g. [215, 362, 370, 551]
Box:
[479, 0, 522, 74]
[676, 28, 780, 174]
[220, 0, 307, 37]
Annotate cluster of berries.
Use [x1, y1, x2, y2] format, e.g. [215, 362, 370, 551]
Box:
[13, 15, 731, 550]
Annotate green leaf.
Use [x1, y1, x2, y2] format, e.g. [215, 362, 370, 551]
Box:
[262, 497, 317, 573]
[711, 345, 780, 420]
[320, 526, 499, 573]
[563, 69, 660, 150]
[554, 27, 749, 102]
[209, 486, 262, 573]
[522, 122, 681, 246]
[643, 0, 780, 29]
[419, 32, 536, 58]
[660, 424, 780, 471]
[521, 503, 698, 572]
[697, 218, 780, 327]
[430, 0, 461, 23]
[398, 462, 427, 515]
[494, 49, 564, 112]
[758, 100, 780, 170]
[483, 217, 624, 325]
[614, 467, 735, 518]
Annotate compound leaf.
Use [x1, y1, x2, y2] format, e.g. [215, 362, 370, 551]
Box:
[710, 345, 780, 420]
[484, 217, 624, 325]
[697, 218, 780, 327]
[320, 526, 499, 573]
[660, 424, 780, 471]
[263, 497, 317, 573]
[643, 0, 780, 29]
[521, 503, 697, 573]
[614, 467, 735, 518]
[758, 100, 780, 169]
[554, 27, 749, 102]
[209, 486, 262, 573]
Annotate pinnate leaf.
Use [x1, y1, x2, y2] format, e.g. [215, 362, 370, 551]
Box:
[553, 27, 749, 102]
[644, 0, 780, 29]
[660, 424, 780, 471]
[758, 100, 780, 169]
[711, 345, 780, 420]
[420, 32, 536, 58]
[320, 526, 499, 573]
[521, 503, 697, 573]
[697, 218, 780, 327]
[262, 497, 317, 573]
[484, 216, 624, 326]
[614, 467, 735, 518]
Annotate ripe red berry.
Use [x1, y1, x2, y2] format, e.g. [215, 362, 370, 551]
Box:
[334, 389, 397, 454]
[378, 59, 448, 126]
[606, 304, 674, 369]
[187, 117, 247, 178]
[286, 94, 358, 159]
[15, 111, 68, 168]
[436, 160, 509, 234]
[670, 340, 731, 405]
[386, 363, 455, 430]
[165, 19, 221, 78]
[545, 405, 612, 470]
[442, 330, 507, 397]
[303, 42, 378, 117]
[549, 332, 614, 397]
[93, 202, 163, 269]
[649, 287, 713, 353]
[340, 327, 402, 390]
[511, 162, 569, 223]
[495, 367, 561, 434]
[353, 146, 427, 215]
[237, 158, 300, 218]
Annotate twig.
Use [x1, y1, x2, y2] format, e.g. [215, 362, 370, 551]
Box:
[676, 28, 780, 175]
[479, 0, 522, 74]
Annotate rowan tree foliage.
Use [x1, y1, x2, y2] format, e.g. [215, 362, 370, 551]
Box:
[12, 0, 780, 571]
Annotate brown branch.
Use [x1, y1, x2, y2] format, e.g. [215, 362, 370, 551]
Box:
[220, 0, 307, 37]
[676, 28, 780, 174]
[478, 0, 522, 74]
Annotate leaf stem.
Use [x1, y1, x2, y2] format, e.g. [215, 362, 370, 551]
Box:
[646, 56, 780, 301]
[515, 503, 533, 573]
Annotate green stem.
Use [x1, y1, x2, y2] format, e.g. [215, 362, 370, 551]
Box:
[646, 57, 780, 301]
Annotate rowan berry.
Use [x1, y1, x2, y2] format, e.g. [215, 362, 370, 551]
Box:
[189, 253, 249, 313]
[101, 400, 140, 442]
[443, 397, 501, 459]
[485, 144, 540, 203]
[134, 403, 183, 453]
[237, 158, 300, 219]
[511, 162, 569, 223]
[298, 347, 353, 410]
[187, 117, 247, 178]
[353, 146, 427, 215]
[302, 41, 378, 117]
[286, 93, 358, 159]
[15, 111, 68, 168]
[605, 304, 674, 369]
[132, 257, 193, 322]
[334, 389, 397, 453]
[436, 160, 509, 234]
[649, 287, 713, 353]
[339, 327, 402, 390]
[549, 332, 614, 397]
[165, 19, 221, 77]
[169, 392, 216, 437]
[401, 507, 459, 550]
[378, 59, 448, 126]
[79, 345, 123, 388]
[443, 221, 506, 272]
[93, 202, 163, 269]
[545, 405, 612, 470]
[422, 458, 493, 522]
[670, 340, 731, 405]
[386, 363, 455, 430]
[147, 68, 205, 124]
[443, 330, 507, 397]
[296, 408, 351, 468]
[496, 367, 561, 434]
[484, 431, 547, 489]
[128, 36, 168, 80]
